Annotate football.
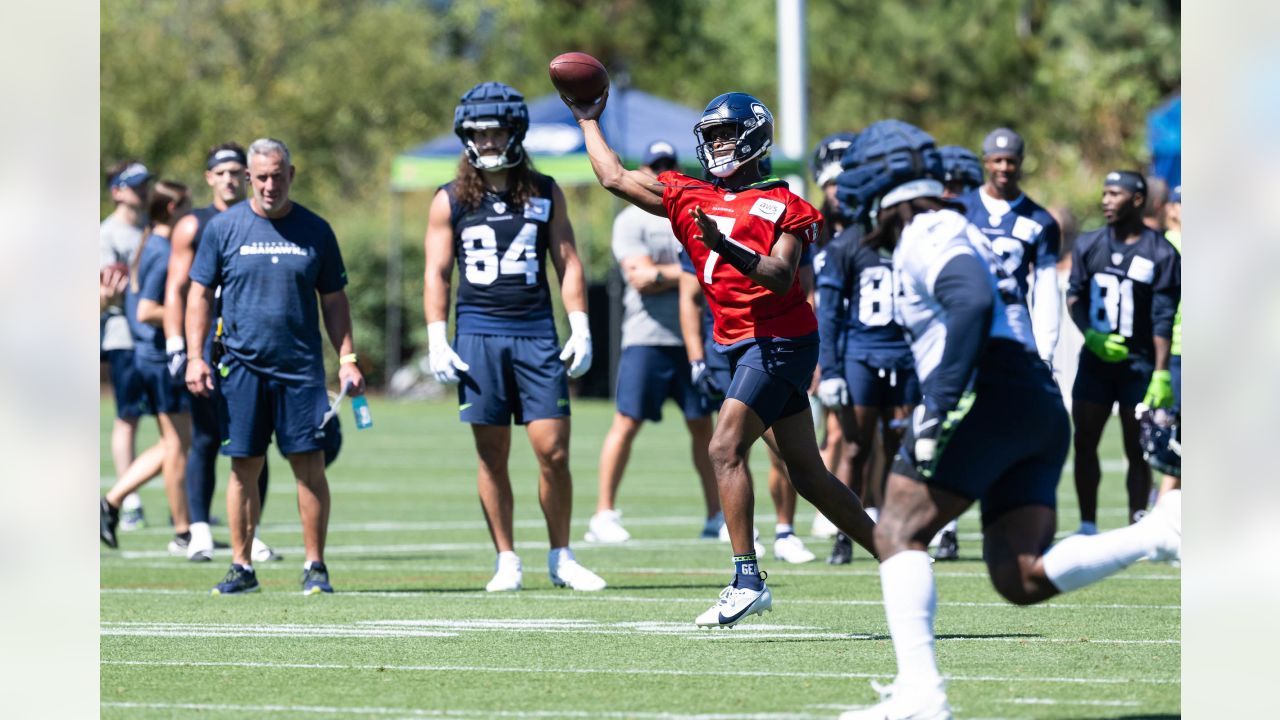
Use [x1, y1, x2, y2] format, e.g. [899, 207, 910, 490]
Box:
[548, 52, 609, 105]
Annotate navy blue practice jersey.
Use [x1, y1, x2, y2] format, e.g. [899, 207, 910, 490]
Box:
[958, 188, 1060, 296]
[1067, 226, 1180, 360]
[818, 226, 912, 353]
[445, 174, 558, 338]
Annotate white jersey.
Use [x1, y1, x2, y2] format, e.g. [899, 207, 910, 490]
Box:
[892, 209, 1036, 384]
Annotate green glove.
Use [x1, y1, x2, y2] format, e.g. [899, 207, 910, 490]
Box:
[1143, 369, 1174, 409]
[1084, 328, 1129, 363]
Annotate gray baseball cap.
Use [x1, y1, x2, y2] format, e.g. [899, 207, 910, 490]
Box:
[982, 127, 1024, 158]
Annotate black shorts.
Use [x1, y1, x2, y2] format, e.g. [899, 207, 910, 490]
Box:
[1072, 351, 1153, 409]
[893, 381, 1069, 528]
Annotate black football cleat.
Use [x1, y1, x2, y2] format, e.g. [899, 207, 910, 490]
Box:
[827, 533, 853, 565]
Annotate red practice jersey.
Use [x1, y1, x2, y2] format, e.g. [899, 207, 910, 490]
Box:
[659, 171, 822, 344]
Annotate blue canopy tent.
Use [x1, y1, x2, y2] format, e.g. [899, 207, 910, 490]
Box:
[1147, 94, 1180, 189]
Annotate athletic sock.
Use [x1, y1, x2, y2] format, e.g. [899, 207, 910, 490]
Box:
[175, 530, 191, 542]
[880, 551, 943, 691]
[1042, 522, 1156, 593]
[733, 553, 764, 590]
[1077, 521, 1098, 535]
[774, 523, 794, 540]
[548, 547, 573, 570]
[121, 492, 143, 511]
[943, 519, 958, 534]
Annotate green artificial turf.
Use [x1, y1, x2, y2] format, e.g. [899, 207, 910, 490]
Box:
[101, 396, 1180, 719]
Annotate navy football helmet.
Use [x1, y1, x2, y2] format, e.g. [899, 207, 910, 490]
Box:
[835, 119, 944, 219]
[1137, 405, 1181, 478]
[454, 82, 529, 171]
[694, 93, 774, 179]
[938, 145, 983, 193]
[811, 132, 858, 186]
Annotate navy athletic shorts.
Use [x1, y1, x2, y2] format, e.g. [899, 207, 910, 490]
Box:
[615, 345, 710, 422]
[844, 351, 920, 409]
[106, 349, 152, 419]
[1169, 353, 1181, 415]
[721, 333, 819, 429]
[893, 379, 1069, 528]
[1072, 351, 1153, 409]
[456, 334, 570, 426]
[704, 338, 733, 394]
[134, 357, 189, 416]
[216, 359, 331, 457]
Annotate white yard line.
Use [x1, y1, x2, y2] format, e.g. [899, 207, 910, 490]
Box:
[99, 701, 824, 719]
[98, 587, 1181, 610]
[99, 619, 1179, 644]
[1006, 697, 1143, 707]
[100, 659, 1180, 685]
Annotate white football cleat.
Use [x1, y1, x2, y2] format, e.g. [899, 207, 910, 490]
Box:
[187, 522, 214, 562]
[838, 680, 952, 720]
[584, 509, 631, 543]
[549, 549, 606, 591]
[1143, 488, 1181, 563]
[485, 553, 523, 592]
[694, 582, 772, 628]
[251, 535, 283, 562]
[718, 523, 765, 557]
[773, 534, 816, 564]
[811, 511, 839, 539]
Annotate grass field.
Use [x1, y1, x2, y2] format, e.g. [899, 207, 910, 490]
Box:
[100, 395, 1180, 719]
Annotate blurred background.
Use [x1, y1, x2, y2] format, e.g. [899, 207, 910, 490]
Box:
[100, 0, 1181, 389]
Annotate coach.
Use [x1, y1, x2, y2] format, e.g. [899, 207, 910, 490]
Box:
[186, 138, 364, 596]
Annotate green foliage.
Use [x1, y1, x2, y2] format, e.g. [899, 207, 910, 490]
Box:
[103, 0, 1179, 383]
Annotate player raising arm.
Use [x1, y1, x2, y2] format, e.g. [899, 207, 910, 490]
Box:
[565, 88, 877, 628]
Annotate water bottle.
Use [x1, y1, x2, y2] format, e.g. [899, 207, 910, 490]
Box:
[351, 395, 373, 430]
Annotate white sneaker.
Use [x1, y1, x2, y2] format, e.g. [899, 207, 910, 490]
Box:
[811, 511, 839, 539]
[549, 548, 606, 591]
[773, 534, 817, 564]
[252, 535, 283, 562]
[1143, 489, 1181, 563]
[187, 522, 214, 562]
[718, 523, 766, 557]
[486, 552, 523, 592]
[584, 510, 630, 543]
[838, 680, 952, 720]
[694, 582, 772, 628]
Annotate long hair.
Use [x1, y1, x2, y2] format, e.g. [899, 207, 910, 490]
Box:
[452, 153, 542, 211]
[131, 180, 190, 292]
[861, 196, 966, 252]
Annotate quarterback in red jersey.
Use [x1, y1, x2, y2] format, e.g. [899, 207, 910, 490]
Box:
[565, 89, 877, 627]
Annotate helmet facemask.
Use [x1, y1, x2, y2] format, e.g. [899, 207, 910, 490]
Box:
[461, 119, 525, 171]
[695, 102, 772, 179]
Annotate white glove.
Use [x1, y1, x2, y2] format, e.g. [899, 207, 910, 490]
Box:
[427, 321, 470, 384]
[559, 311, 593, 378]
[817, 377, 850, 408]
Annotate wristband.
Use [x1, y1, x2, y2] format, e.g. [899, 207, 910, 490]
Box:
[340, 353, 358, 365]
[711, 235, 761, 276]
[166, 337, 186, 353]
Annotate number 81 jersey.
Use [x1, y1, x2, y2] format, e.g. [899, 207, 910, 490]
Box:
[1067, 225, 1180, 361]
[444, 174, 557, 338]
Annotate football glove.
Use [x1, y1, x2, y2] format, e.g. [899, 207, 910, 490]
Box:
[559, 311, 593, 378]
[1143, 369, 1174, 409]
[427, 321, 470, 385]
[817, 377, 850, 408]
[690, 360, 725, 404]
[1083, 328, 1129, 363]
[901, 395, 973, 479]
[165, 337, 187, 381]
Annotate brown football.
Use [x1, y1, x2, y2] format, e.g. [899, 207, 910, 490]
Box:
[549, 52, 609, 104]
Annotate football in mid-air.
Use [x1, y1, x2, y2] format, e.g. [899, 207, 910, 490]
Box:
[549, 52, 609, 105]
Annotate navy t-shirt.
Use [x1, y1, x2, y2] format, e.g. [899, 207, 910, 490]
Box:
[126, 233, 172, 365]
[189, 202, 347, 385]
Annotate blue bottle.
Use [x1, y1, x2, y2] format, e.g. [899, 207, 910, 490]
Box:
[351, 395, 373, 430]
